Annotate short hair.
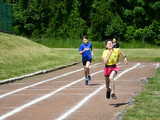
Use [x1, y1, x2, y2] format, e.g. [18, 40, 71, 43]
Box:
[82, 35, 88, 39]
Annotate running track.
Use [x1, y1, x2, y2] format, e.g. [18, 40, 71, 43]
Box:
[0, 62, 158, 120]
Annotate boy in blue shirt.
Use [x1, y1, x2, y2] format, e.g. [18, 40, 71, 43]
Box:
[79, 36, 93, 85]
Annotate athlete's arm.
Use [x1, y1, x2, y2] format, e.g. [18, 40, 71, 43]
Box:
[79, 48, 89, 54]
[90, 43, 94, 57]
[120, 50, 128, 64]
[79, 45, 87, 54]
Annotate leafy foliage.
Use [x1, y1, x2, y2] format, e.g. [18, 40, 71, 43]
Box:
[3, 0, 160, 45]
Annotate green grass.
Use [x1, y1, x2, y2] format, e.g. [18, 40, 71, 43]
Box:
[120, 41, 159, 48]
[33, 37, 159, 49]
[32, 37, 82, 48]
[33, 37, 104, 48]
[123, 49, 160, 62]
[1, 32, 160, 80]
[0, 33, 81, 80]
[123, 68, 160, 120]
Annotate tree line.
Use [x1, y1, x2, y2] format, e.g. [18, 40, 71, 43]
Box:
[3, 0, 160, 45]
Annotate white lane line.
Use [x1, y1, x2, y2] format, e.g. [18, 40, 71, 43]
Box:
[56, 63, 141, 120]
[0, 63, 101, 99]
[0, 70, 103, 120]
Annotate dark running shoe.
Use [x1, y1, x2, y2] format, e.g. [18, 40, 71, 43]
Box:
[88, 75, 91, 81]
[106, 88, 111, 99]
[111, 93, 117, 99]
[85, 77, 89, 85]
[85, 80, 88, 85]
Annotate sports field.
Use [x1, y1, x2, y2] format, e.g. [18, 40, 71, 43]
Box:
[0, 61, 158, 120]
[0, 0, 160, 119]
[0, 33, 160, 120]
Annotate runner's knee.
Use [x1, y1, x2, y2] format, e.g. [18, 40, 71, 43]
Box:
[109, 71, 117, 80]
[86, 61, 91, 68]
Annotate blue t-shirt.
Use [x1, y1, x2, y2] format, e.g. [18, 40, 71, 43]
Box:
[79, 42, 92, 61]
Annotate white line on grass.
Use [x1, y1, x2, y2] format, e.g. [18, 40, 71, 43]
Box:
[0, 70, 103, 120]
[0, 63, 101, 99]
[56, 63, 141, 120]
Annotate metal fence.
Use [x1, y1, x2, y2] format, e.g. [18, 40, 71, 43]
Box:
[0, 0, 13, 33]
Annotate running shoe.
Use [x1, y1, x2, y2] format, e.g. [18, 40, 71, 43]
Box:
[85, 77, 89, 85]
[88, 75, 91, 81]
[111, 93, 117, 99]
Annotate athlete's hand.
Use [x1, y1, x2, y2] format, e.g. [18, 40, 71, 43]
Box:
[91, 51, 94, 58]
[81, 48, 89, 53]
[91, 51, 94, 56]
[107, 50, 112, 57]
[124, 57, 128, 64]
[84, 48, 90, 51]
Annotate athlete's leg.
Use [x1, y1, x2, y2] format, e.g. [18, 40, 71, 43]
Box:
[105, 76, 110, 90]
[84, 67, 88, 78]
[86, 61, 91, 78]
[82, 61, 87, 78]
[83, 61, 90, 85]
[105, 76, 111, 98]
[109, 71, 117, 99]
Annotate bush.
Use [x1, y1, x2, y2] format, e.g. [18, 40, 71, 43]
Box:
[149, 21, 160, 45]
[124, 26, 136, 41]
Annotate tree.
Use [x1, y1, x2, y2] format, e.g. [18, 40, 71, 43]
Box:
[133, 6, 146, 28]
[105, 16, 126, 40]
[90, 0, 112, 41]
[124, 26, 136, 41]
[149, 21, 160, 45]
[152, 1, 160, 19]
[65, 0, 86, 39]
[123, 9, 133, 25]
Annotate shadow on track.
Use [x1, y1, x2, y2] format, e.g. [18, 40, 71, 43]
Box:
[88, 83, 102, 86]
[110, 102, 129, 107]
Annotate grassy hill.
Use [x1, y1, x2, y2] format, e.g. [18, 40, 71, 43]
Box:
[0, 33, 81, 80]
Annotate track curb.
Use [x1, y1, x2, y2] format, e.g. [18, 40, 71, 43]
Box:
[0, 62, 80, 85]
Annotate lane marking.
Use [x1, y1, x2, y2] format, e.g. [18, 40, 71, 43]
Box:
[56, 63, 141, 120]
[0, 70, 103, 120]
[0, 63, 101, 99]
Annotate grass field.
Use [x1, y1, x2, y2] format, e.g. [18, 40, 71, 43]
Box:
[0, 32, 160, 80]
[123, 68, 160, 120]
[32, 37, 105, 48]
[120, 40, 159, 48]
[33, 37, 159, 49]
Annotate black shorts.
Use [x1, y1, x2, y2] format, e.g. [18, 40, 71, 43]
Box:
[82, 59, 92, 66]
